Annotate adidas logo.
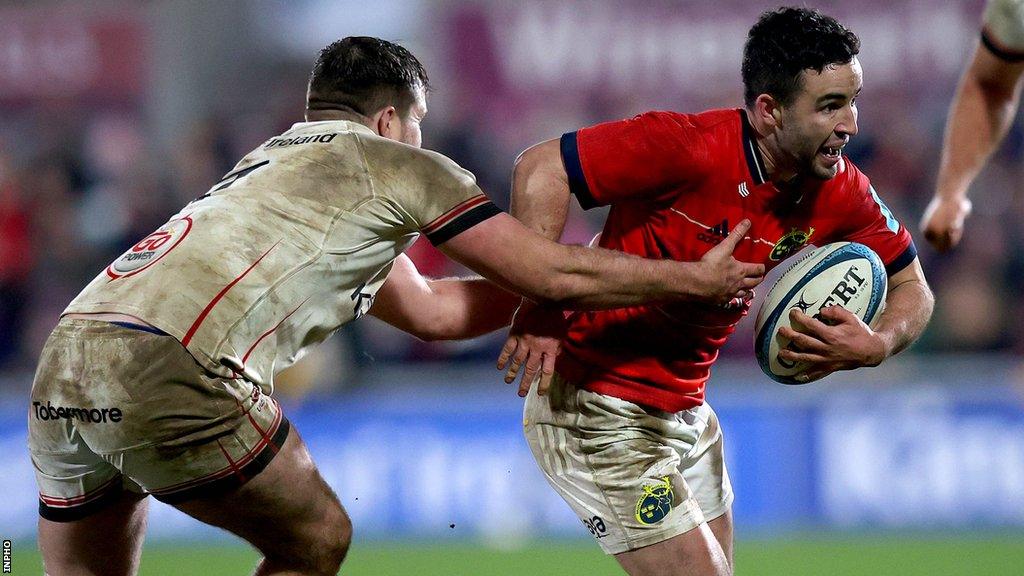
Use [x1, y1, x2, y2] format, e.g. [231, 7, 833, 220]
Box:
[697, 219, 729, 244]
[738, 182, 750, 197]
[708, 219, 729, 237]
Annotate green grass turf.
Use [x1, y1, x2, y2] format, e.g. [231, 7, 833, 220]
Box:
[10, 536, 1024, 575]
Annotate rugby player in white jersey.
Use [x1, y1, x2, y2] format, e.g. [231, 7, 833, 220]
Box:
[28, 37, 764, 575]
[921, 0, 1024, 251]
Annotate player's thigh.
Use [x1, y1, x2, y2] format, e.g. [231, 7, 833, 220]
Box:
[169, 425, 350, 558]
[34, 320, 347, 559]
[38, 490, 149, 576]
[707, 508, 733, 567]
[523, 377, 711, 555]
[615, 522, 731, 576]
[612, 424, 734, 575]
[29, 322, 152, 575]
[679, 407, 734, 563]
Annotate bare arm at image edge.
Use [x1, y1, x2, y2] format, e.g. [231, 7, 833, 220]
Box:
[920, 41, 1024, 251]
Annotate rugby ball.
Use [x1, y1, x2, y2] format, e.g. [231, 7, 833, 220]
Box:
[754, 242, 887, 385]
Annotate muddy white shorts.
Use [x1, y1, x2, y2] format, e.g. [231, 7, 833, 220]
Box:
[523, 373, 732, 554]
[28, 318, 288, 521]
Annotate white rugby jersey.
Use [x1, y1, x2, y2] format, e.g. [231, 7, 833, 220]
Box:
[983, 0, 1024, 59]
[65, 120, 500, 388]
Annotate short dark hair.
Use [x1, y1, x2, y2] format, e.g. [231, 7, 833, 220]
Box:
[741, 7, 860, 108]
[308, 36, 430, 117]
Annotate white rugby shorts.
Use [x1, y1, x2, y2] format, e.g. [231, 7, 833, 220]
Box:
[523, 373, 732, 554]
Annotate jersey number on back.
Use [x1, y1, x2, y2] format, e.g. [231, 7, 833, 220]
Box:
[351, 282, 375, 319]
[196, 160, 271, 200]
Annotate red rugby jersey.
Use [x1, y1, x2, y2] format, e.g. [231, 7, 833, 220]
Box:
[557, 108, 916, 412]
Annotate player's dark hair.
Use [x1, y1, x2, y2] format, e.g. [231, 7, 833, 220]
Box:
[742, 7, 860, 108]
[308, 36, 430, 117]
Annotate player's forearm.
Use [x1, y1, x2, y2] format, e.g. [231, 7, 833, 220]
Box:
[369, 254, 518, 341]
[440, 213, 749, 310]
[872, 272, 934, 361]
[510, 139, 571, 241]
[540, 244, 707, 309]
[450, 236, 709, 310]
[423, 277, 520, 339]
[936, 58, 1023, 201]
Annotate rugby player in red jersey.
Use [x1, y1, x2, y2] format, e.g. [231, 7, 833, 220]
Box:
[499, 8, 934, 576]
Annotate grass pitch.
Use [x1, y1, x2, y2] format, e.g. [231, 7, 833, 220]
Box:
[11, 536, 1024, 575]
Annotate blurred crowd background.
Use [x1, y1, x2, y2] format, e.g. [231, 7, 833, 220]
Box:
[0, 0, 1011, 392]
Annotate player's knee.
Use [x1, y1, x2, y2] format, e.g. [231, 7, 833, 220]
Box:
[326, 507, 353, 563]
[713, 551, 733, 576]
[305, 506, 353, 574]
[264, 505, 351, 574]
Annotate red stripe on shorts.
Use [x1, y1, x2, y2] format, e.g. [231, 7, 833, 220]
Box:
[39, 475, 121, 507]
[152, 406, 283, 496]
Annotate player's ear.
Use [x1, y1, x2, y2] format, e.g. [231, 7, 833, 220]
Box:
[754, 94, 782, 129]
[372, 106, 398, 139]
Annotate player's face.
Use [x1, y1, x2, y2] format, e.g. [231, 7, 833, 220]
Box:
[395, 86, 427, 148]
[776, 57, 862, 180]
